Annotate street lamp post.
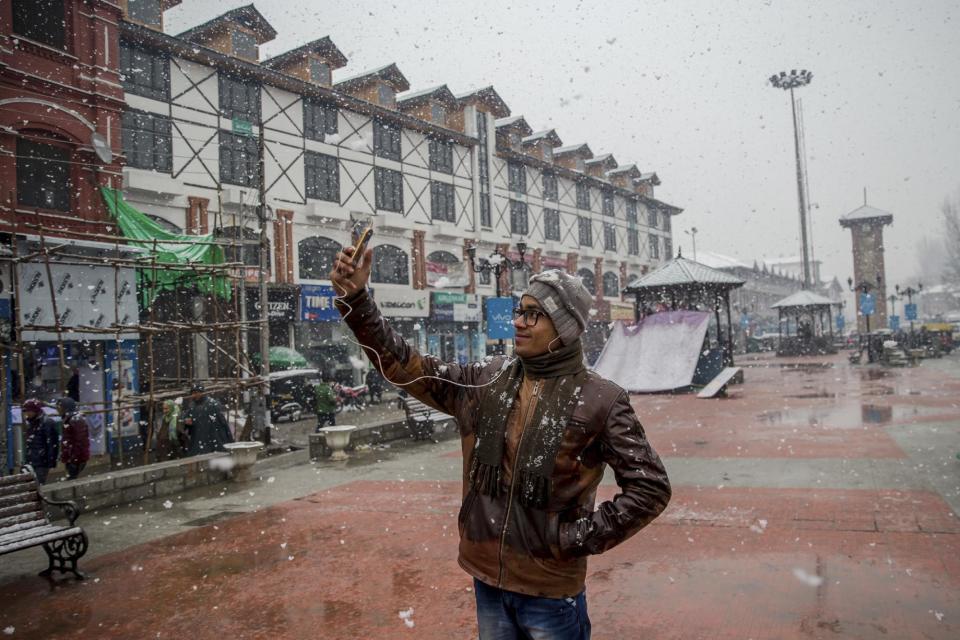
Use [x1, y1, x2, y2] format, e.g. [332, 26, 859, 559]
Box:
[769, 69, 814, 289]
[468, 241, 528, 354]
[895, 283, 923, 337]
[684, 227, 698, 261]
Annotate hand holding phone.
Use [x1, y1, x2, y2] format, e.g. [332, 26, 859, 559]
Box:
[351, 224, 373, 266]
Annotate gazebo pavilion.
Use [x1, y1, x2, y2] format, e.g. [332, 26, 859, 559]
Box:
[771, 290, 840, 356]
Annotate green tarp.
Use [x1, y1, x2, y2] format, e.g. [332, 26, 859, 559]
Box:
[253, 346, 310, 371]
[100, 187, 231, 304]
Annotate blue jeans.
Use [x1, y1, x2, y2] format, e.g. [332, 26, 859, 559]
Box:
[474, 578, 591, 640]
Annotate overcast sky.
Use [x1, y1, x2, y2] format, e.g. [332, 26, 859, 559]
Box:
[168, 0, 960, 292]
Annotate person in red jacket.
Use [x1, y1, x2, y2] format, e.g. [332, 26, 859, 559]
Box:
[57, 397, 90, 480]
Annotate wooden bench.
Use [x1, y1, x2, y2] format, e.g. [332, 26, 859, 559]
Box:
[400, 395, 454, 441]
[0, 466, 88, 580]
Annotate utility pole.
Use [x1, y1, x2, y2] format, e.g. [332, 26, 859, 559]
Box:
[257, 117, 271, 445]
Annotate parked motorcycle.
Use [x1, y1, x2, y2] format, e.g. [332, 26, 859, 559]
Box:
[332, 382, 368, 412]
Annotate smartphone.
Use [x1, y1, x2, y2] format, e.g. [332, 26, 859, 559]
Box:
[350, 222, 374, 266]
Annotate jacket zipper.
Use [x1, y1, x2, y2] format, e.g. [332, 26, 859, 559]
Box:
[496, 378, 542, 587]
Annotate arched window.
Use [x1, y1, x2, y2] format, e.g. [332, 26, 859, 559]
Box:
[602, 271, 620, 298]
[299, 236, 341, 280]
[577, 268, 596, 296]
[221, 226, 270, 269]
[427, 250, 459, 265]
[371, 244, 409, 285]
[145, 214, 182, 235]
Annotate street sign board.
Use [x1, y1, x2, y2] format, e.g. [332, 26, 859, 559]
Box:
[836, 314, 845, 331]
[859, 293, 875, 316]
[889, 315, 900, 332]
[485, 297, 515, 339]
[905, 303, 918, 320]
[232, 118, 253, 136]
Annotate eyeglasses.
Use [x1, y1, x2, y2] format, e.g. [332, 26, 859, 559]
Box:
[513, 307, 547, 326]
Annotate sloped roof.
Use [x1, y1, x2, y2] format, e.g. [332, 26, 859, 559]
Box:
[586, 154, 618, 169]
[495, 115, 533, 137]
[624, 256, 745, 291]
[177, 4, 277, 44]
[637, 171, 661, 186]
[695, 250, 751, 270]
[334, 63, 410, 92]
[262, 36, 348, 70]
[839, 204, 894, 228]
[608, 163, 642, 178]
[397, 84, 458, 108]
[554, 143, 593, 158]
[456, 86, 511, 118]
[771, 290, 838, 309]
[522, 129, 563, 147]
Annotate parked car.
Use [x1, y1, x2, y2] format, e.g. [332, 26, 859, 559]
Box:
[271, 400, 303, 423]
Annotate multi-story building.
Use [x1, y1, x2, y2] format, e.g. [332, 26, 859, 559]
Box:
[8, 1, 681, 385]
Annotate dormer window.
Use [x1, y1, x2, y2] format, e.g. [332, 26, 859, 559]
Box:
[508, 132, 520, 146]
[127, 0, 161, 28]
[378, 83, 396, 108]
[430, 103, 447, 125]
[232, 30, 257, 60]
[543, 146, 553, 162]
[310, 59, 331, 85]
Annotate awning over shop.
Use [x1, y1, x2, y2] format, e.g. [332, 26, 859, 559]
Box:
[100, 187, 231, 304]
[257, 346, 310, 371]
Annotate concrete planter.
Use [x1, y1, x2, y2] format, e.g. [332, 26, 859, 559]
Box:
[223, 441, 264, 481]
[319, 425, 356, 461]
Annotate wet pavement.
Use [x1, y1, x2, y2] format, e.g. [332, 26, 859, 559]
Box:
[1, 353, 958, 639]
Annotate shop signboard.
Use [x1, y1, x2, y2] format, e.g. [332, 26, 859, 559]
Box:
[432, 292, 481, 322]
[374, 288, 430, 318]
[246, 286, 299, 323]
[610, 302, 635, 322]
[486, 297, 515, 339]
[301, 284, 341, 322]
[426, 259, 469, 288]
[17, 263, 139, 341]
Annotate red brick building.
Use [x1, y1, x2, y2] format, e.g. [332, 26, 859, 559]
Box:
[0, 0, 128, 235]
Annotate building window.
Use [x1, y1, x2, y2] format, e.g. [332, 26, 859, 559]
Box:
[12, 0, 65, 49]
[219, 75, 260, 123]
[476, 112, 489, 182]
[371, 244, 409, 285]
[310, 59, 331, 85]
[119, 42, 169, 101]
[664, 237, 673, 259]
[375, 167, 403, 212]
[602, 272, 620, 298]
[576, 182, 590, 210]
[480, 193, 491, 228]
[377, 83, 396, 109]
[232, 30, 257, 59]
[510, 200, 528, 235]
[649, 235, 660, 260]
[627, 229, 639, 256]
[429, 138, 454, 173]
[478, 268, 491, 285]
[577, 268, 596, 296]
[431, 182, 456, 222]
[578, 216, 592, 247]
[431, 103, 447, 125]
[373, 120, 401, 160]
[663, 214, 672, 232]
[626, 200, 638, 224]
[544, 208, 561, 241]
[542, 172, 558, 201]
[16, 138, 70, 211]
[303, 100, 337, 141]
[221, 226, 269, 270]
[648, 208, 659, 228]
[219, 131, 259, 187]
[602, 191, 615, 217]
[603, 223, 617, 251]
[298, 236, 341, 280]
[126, 0, 161, 27]
[507, 161, 526, 193]
[122, 110, 172, 173]
[304, 152, 339, 202]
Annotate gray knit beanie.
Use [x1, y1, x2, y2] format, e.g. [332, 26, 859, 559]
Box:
[523, 270, 593, 345]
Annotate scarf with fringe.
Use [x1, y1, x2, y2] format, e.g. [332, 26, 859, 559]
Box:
[470, 339, 587, 509]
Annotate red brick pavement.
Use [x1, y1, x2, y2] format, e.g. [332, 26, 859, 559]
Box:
[0, 481, 957, 639]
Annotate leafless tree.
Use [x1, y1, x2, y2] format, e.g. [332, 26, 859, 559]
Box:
[944, 188, 960, 284]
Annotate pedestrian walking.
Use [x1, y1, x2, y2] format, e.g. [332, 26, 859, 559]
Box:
[331, 249, 671, 640]
[22, 399, 59, 485]
[56, 397, 90, 480]
[181, 384, 233, 456]
[159, 399, 183, 459]
[314, 373, 337, 431]
[365, 367, 384, 404]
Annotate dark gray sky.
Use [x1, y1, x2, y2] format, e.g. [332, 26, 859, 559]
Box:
[168, 0, 960, 288]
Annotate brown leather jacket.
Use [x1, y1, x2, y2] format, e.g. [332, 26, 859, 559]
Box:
[338, 290, 671, 598]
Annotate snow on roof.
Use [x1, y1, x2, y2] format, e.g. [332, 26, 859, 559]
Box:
[771, 290, 838, 309]
[607, 163, 640, 176]
[522, 129, 563, 146]
[554, 143, 592, 156]
[624, 256, 745, 290]
[694, 250, 751, 270]
[397, 85, 457, 107]
[334, 63, 410, 91]
[839, 204, 894, 227]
